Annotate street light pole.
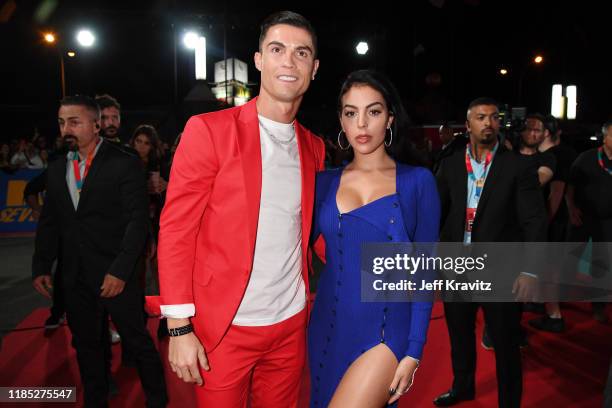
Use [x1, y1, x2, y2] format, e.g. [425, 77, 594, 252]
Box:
[44, 30, 95, 99]
[172, 23, 178, 105]
[59, 51, 66, 98]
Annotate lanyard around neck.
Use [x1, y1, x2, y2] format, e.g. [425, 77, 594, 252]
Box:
[72, 140, 100, 193]
[465, 144, 493, 180]
[597, 147, 612, 176]
[465, 144, 494, 200]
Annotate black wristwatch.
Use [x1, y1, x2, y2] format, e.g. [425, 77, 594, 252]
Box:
[168, 323, 194, 337]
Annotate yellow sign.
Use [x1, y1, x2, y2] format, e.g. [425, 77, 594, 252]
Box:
[6, 180, 26, 207]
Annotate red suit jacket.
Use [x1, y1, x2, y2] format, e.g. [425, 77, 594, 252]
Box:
[155, 98, 325, 352]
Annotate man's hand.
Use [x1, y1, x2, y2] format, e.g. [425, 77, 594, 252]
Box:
[100, 274, 126, 298]
[168, 330, 209, 386]
[513, 274, 538, 302]
[33, 275, 53, 298]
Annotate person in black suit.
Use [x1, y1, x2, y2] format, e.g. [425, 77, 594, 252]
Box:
[433, 97, 547, 408]
[31, 95, 167, 407]
[25, 170, 66, 329]
[432, 123, 468, 175]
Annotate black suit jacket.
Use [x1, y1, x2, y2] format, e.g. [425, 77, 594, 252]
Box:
[32, 141, 149, 290]
[436, 144, 547, 244]
[432, 133, 469, 175]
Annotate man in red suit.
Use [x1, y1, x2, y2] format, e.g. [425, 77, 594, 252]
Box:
[156, 11, 324, 407]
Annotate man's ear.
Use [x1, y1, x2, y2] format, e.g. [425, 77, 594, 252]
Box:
[254, 51, 262, 72]
[311, 59, 320, 80]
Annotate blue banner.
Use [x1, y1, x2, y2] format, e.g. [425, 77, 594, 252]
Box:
[0, 169, 44, 233]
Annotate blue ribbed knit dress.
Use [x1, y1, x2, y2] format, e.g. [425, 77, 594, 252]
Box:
[308, 163, 440, 407]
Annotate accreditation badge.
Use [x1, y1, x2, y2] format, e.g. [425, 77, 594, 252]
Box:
[475, 178, 485, 197]
[465, 207, 476, 232]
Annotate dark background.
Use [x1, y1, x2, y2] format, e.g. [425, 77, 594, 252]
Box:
[1, 0, 610, 146]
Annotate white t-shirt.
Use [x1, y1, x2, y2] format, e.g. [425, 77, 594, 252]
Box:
[161, 115, 306, 326]
[232, 115, 305, 325]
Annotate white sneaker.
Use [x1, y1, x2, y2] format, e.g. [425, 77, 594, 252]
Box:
[109, 329, 121, 344]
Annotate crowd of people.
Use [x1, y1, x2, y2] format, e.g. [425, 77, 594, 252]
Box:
[20, 10, 611, 408]
[0, 133, 51, 172]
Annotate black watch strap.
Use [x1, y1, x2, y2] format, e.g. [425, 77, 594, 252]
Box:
[168, 323, 194, 337]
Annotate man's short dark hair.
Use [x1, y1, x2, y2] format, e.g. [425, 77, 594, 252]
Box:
[60, 95, 100, 120]
[525, 113, 546, 128]
[95, 94, 121, 111]
[602, 120, 612, 135]
[466, 97, 498, 118]
[259, 11, 317, 57]
[544, 114, 558, 133]
[544, 114, 560, 140]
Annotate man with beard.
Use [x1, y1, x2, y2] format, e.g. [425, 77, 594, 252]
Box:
[480, 114, 556, 344]
[528, 116, 577, 332]
[95, 93, 134, 348]
[433, 98, 547, 407]
[95, 94, 124, 145]
[517, 113, 556, 187]
[32, 95, 167, 407]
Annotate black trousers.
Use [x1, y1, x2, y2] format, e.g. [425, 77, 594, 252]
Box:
[50, 256, 65, 318]
[64, 275, 167, 408]
[443, 302, 523, 408]
[564, 216, 612, 302]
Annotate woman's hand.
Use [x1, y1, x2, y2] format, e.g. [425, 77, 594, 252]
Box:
[388, 356, 419, 404]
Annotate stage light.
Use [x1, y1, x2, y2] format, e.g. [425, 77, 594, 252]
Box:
[183, 31, 199, 49]
[566, 85, 577, 120]
[356, 41, 369, 55]
[551, 84, 564, 119]
[44, 32, 56, 43]
[76, 29, 95, 47]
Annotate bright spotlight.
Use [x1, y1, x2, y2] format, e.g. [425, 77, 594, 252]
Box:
[44, 33, 56, 44]
[76, 29, 95, 47]
[183, 31, 199, 49]
[356, 41, 369, 55]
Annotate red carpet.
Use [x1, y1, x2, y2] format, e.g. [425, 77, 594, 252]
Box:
[0, 303, 609, 407]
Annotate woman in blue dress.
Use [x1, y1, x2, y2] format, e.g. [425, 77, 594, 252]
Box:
[308, 70, 440, 407]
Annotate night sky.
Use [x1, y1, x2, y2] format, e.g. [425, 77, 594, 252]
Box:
[1, 0, 610, 143]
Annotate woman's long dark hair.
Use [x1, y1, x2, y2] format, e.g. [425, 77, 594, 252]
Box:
[337, 69, 414, 163]
[130, 124, 162, 170]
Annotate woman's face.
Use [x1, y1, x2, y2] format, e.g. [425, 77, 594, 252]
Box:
[133, 134, 152, 159]
[339, 84, 393, 156]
